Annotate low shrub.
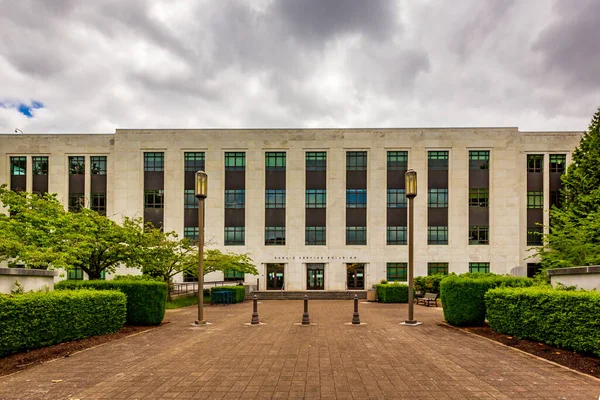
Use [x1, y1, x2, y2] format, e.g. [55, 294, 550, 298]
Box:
[376, 283, 410, 303]
[55, 280, 168, 325]
[113, 274, 164, 282]
[485, 287, 600, 357]
[210, 286, 245, 303]
[414, 274, 446, 294]
[0, 290, 126, 357]
[440, 275, 532, 326]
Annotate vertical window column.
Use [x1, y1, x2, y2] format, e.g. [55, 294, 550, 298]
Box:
[32, 156, 49, 194]
[9, 156, 27, 192]
[184, 152, 205, 242]
[468, 151, 490, 245]
[90, 156, 107, 216]
[346, 151, 367, 245]
[265, 152, 286, 245]
[305, 152, 327, 245]
[68, 156, 85, 212]
[527, 155, 544, 245]
[225, 152, 245, 245]
[386, 151, 408, 245]
[427, 151, 449, 245]
[143, 152, 165, 229]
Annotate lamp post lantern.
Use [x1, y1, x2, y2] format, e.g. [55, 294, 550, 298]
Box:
[404, 169, 421, 325]
[195, 171, 208, 325]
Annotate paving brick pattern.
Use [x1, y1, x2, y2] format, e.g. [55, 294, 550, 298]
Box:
[0, 300, 598, 399]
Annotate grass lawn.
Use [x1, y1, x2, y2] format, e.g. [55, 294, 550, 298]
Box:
[166, 294, 211, 309]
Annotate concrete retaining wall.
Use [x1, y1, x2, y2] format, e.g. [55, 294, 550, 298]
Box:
[0, 268, 59, 294]
[547, 265, 600, 290]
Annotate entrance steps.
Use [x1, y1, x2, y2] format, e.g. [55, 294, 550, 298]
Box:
[251, 290, 367, 300]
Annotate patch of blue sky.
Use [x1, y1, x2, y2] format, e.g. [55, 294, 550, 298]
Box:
[0, 100, 44, 118]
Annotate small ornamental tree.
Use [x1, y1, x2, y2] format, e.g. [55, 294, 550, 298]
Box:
[537, 106, 600, 268]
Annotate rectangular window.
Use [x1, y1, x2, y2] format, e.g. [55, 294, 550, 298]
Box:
[549, 154, 566, 173]
[10, 156, 26, 176]
[346, 189, 367, 208]
[306, 189, 326, 208]
[387, 151, 408, 170]
[225, 152, 245, 171]
[184, 226, 199, 242]
[224, 270, 245, 281]
[184, 189, 197, 209]
[184, 152, 206, 172]
[387, 189, 407, 208]
[346, 227, 367, 245]
[90, 156, 107, 175]
[346, 151, 367, 171]
[144, 190, 164, 208]
[306, 152, 327, 171]
[32, 156, 48, 175]
[265, 152, 286, 171]
[305, 227, 326, 245]
[386, 263, 407, 282]
[469, 189, 489, 207]
[68, 267, 84, 280]
[91, 193, 106, 215]
[428, 263, 449, 275]
[68, 194, 85, 212]
[428, 226, 448, 245]
[469, 263, 490, 273]
[469, 151, 490, 170]
[265, 190, 286, 208]
[527, 154, 543, 173]
[428, 151, 449, 170]
[69, 156, 85, 175]
[527, 226, 543, 246]
[550, 191, 562, 208]
[225, 190, 245, 208]
[265, 227, 285, 245]
[387, 226, 407, 245]
[428, 189, 448, 208]
[469, 226, 489, 245]
[527, 192, 543, 209]
[225, 227, 245, 245]
[144, 152, 164, 172]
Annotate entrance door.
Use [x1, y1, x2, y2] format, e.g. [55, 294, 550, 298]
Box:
[267, 264, 284, 290]
[307, 264, 324, 290]
[346, 263, 365, 290]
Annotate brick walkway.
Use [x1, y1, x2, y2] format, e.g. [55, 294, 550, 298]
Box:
[0, 300, 598, 399]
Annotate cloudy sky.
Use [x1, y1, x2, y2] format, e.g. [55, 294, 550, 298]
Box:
[0, 0, 598, 133]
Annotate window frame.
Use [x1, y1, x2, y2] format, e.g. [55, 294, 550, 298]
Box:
[68, 193, 85, 212]
[387, 151, 408, 171]
[469, 263, 490, 273]
[306, 152, 327, 171]
[144, 152, 164, 172]
[428, 189, 448, 208]
[427, 226, 448, 245]
[427, 262, 449, 276]
[387, 189, 407, 208]
[184, 152, 206, 172]
[527, 226, 543, 246]
[90, 193, 106, 215]
[468, 151, 490, 170]
[469, 188, 489, 207]
[346, 189, 367, 208]
[305, 226, 326, 245]
[346, 226, 367, 245]
[386, 263, 407, 282]
[184, 189, 197, 209]
[386, 226, 407, 245]
[32, 156, 49, 175]
[224, 189, 245, 209]
[265, 152, 286, 171]
[265, 189, 286, 209]
[527, 154, 543, 173]
[428, 151, 449, 170]
[469, 226, 489, 245]
[184, 226, 199, 242]
[10, 156, 26, 176]
[225, 152, 245, 171]
[265, 227, 286, 246]
[224, 227, 245, 246]
[144, 189, 165, 209]
[69, 156, 85, 175]
[224, 270, 245, 281]
[90, 156, 107, 175]
[346, 151, 367, 171]
[527, 191, 544, 209]
[306, 189, 326, 208]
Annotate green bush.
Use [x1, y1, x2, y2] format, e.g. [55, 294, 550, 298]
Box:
[485, 287, 600, 356]
[210, 286, 245, 303]
[113, 274, 164, 282]
[414, 274, 446, 294]
[376, 283, 410, 303]
[440, 276, 532, 326]
[55, 280, 168, 325]
[0, 290, 126, 357]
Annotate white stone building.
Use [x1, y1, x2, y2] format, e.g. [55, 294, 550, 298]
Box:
[0, 128, 581, 291]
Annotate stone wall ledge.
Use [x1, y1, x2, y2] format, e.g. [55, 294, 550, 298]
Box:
[547, 266, 600, 276]
[0, 268, 59, 277]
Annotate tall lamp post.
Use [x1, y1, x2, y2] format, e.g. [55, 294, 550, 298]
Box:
[195, 171, 208, 325]
[403, 169, 421, 326]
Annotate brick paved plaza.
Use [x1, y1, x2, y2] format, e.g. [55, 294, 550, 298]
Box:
[0, 300, 598, 399]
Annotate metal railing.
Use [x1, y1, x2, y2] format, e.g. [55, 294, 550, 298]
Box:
[170, 280, 244, 297]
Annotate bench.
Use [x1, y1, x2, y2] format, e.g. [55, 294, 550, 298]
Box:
[416, 292, 438, 307]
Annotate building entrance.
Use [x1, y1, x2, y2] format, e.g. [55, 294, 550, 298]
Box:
[346, 263, 365, 290]
[306, 263, 324, 290]
[267, 264, 284, 290]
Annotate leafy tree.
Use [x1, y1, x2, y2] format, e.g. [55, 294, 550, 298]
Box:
[537, 107, 600, 268]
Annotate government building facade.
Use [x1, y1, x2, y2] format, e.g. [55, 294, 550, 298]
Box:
[0, 128, 581, 290]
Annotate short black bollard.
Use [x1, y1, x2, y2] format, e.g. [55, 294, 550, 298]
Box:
[251, 295, 259, 325]
[302, 295, 310, 325]
[352, 294, 361, 325]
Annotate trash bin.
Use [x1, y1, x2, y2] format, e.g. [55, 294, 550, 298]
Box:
[367, 289, 377, 302]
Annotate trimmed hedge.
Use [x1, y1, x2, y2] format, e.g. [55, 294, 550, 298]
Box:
[485, 287, 600, 357]
[440, 276, 532, 326]
[376, 283, 410, 303]
[55, 280, 168, 325]
[0, 290, 126, 357]
[210, 286, 245, 303]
